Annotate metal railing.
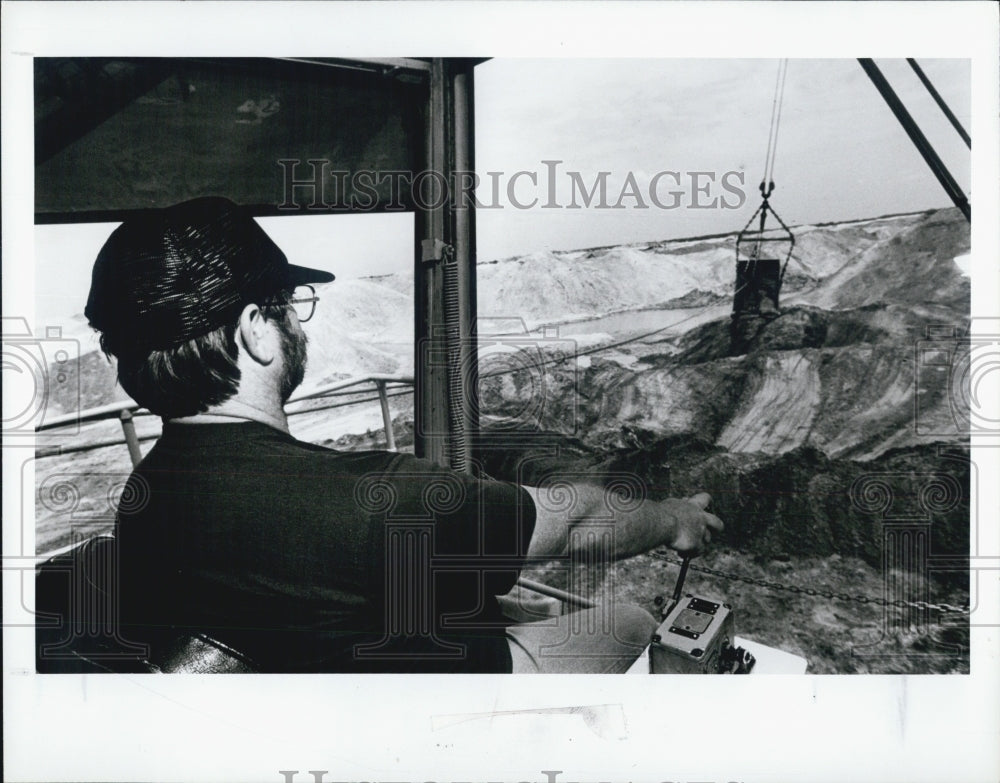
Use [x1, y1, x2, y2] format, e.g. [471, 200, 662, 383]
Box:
[35, 374, 415, 466]
[33, 372, 595, 612]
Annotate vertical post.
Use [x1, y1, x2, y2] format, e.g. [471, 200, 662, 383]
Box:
[120, 409, 142, 467]
[376, 380, 397, 452]
[452, 61, 480, 461]
[413, 59, 479, 473]
[414, 59, 451, 468]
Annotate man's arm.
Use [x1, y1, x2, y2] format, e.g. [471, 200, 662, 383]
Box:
[523, 484, 723, 561]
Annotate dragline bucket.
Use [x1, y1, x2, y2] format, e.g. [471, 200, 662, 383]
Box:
[730, 182, 795, 354]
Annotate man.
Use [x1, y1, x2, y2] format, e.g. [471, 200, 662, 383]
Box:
[86, 196, 724, 673]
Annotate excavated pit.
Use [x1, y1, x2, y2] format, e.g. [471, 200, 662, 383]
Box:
[37, 207, 972, 672]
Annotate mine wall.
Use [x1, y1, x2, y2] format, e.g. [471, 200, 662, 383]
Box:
[474, 293, 971, 587]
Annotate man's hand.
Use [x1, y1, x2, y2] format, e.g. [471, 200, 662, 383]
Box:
[661, 492, 724, 556]
[524, 484, 725, 562]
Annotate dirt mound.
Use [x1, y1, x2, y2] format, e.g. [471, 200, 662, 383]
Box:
[803, 208, 971, 310]
[476, 287, 969, 457]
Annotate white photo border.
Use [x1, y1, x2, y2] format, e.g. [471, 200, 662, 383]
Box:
[3, 2, 998, 782]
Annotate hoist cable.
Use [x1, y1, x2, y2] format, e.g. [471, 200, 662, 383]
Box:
[766, 60, 789, 185]
[761, 59, 788, 189]
[761, 61, 782, 187]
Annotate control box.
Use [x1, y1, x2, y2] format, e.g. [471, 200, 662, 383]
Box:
[649, 594, 753, 674]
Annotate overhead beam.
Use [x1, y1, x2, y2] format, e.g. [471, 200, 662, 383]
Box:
[35, 57, 424, 220]
[278, 57, 432, 77]
[34, 59, 172, 165]
[858, 58, 970, 222]
[906, 58, 971, 149]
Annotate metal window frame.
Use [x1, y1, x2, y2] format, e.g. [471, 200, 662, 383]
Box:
[33, 56, 482, 472]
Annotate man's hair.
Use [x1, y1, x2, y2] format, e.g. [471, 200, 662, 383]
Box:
[99, 293, 292, 419]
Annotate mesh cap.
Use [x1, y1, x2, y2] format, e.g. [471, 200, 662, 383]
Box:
[85, 196, 334, 352]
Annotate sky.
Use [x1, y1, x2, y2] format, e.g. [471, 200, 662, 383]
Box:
[473, 57, 971, 259]
[34, 57, 971, 333]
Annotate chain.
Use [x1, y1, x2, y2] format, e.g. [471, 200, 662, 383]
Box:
[650, 550, 971, 615]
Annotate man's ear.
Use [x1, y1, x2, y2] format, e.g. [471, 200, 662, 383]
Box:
[236, 303, 276, 366]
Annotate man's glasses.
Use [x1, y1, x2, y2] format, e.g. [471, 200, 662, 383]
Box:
[262, 284, 320, 323]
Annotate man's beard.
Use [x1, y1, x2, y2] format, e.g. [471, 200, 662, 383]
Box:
[276, 314, 308, 402]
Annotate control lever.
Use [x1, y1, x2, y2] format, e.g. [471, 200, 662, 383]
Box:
[654, 554, 693, 620]
[653, 492, 708, 619]
[671, 555, 692, 606]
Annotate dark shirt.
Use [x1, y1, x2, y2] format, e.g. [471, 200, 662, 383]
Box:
[116, 421, 536, 672]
